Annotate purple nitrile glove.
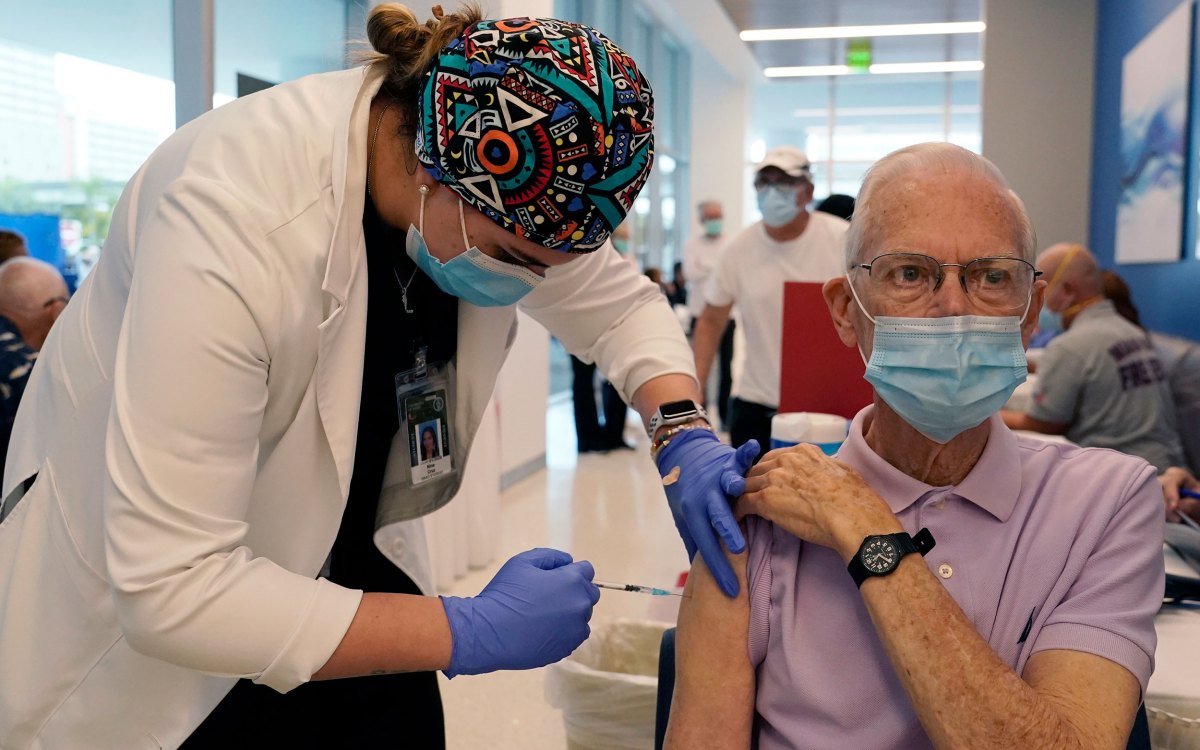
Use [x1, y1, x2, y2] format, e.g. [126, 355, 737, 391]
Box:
[655, 428, 760, 597]
[440, 547, 599, 678]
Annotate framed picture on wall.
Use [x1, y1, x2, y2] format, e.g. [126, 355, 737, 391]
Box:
[1116, 0, 1192, 264]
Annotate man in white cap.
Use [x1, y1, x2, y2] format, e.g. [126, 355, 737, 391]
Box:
[691, 146, 848, 453]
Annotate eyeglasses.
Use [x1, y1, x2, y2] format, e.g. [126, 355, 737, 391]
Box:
[851, 252, 1041, 314]
[753, 174, 806, 190]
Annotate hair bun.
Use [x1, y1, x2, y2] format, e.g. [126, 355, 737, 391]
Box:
[362, 4, 482, 103]
[366, 4, 431, 61]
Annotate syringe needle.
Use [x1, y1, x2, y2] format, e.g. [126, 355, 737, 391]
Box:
[594, 580, 683, 596]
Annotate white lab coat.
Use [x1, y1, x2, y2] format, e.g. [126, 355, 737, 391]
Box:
[0, 65, 693, 749]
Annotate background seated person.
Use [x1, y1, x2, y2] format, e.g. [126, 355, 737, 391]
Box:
[1160, 465, 1200, 525]
[1001, 243, 1184, 472]
[1103, 269, 1200, 475]
[664, 143, 1164, 750]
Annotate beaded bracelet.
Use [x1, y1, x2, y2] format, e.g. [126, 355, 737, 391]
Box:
[649, 422, 715, 462]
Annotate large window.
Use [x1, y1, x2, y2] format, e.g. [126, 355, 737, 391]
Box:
[753, 72, 979, 202]
[0, 0, 175, 269]
[751, 71, 981, 207]
[554, 0, 691, 274]
[0, 0, 352, 278]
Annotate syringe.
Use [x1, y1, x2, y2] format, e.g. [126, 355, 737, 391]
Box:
[594, 579, 682, 597]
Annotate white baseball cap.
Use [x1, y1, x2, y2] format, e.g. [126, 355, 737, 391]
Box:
[756, 146, 812, 181]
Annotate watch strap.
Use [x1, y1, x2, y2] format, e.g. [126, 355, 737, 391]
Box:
[847, 528, 936, 588]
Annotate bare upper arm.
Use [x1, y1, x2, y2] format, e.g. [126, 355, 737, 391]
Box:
[1022, 649, 1142, 749]
[664, 541, 755, 750]
[699, 302, 733, 328]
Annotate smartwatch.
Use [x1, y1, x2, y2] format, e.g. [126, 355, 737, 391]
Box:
[647, 399, 709, 438]
[847, 528, 936, 588]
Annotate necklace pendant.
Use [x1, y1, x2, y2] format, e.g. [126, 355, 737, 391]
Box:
[401, 289, 413, 314]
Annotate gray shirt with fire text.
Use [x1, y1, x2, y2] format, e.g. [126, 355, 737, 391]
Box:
[1028, 299, 1183, 471]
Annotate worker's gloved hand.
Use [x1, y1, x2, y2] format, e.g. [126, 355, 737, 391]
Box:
[440, 548, 599, 678]
[656, 428, 760, 597]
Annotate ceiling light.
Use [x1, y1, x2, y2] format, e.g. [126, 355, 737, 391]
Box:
[764, 60, 983, 78]
[765, 65, 851, 77]
[741, 21, 985, 42]
[870, 61, 984, 74]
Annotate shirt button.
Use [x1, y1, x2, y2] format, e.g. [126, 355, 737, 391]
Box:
[938, 563, 953, 579]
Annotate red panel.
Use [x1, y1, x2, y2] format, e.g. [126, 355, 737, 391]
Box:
[778, 282, 874, 418]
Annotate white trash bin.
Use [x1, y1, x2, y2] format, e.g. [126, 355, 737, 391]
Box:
[545, 618, 670, 750]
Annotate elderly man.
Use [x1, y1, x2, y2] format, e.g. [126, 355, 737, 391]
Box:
[664, 144, 1162, 750]
[692, 147, 847, 454]
[1002, 243, 1184, 472]
[0, 257, 69, 477]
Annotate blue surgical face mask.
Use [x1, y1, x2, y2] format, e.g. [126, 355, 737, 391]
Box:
[1037, 304, 1063, 336]
[612, 237, 630, 254]
[405, 189, 543, 307]
[848, 280, 1029, 444]
[756, 186, 801, 228]
[703, 219, 723, 237]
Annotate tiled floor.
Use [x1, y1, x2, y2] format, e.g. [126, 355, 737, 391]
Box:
[439, 400, 688, 750]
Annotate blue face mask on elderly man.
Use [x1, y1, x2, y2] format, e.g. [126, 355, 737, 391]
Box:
[847, 252, 1037, 444]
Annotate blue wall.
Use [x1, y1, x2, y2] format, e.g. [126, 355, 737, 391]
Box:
[1092, 0, 1200, 341]
[0, 213, 62, 266]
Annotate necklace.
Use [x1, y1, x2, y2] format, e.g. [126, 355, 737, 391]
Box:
[393, 266, 418, 314]
[366, 100, 393, 198]
[368, 100, 417, 314]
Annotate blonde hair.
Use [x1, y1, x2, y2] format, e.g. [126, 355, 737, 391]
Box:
[359, 3, 482, 124]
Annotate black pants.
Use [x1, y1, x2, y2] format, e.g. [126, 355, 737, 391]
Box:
[717, 320, 735, 425]
[181, 568, 444, 749]
[570, 354, 628, 451]
[728, 397, 776, 463]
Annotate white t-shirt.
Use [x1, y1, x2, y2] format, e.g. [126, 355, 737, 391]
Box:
[704, 212, 848, 407]
[683, 232, 726, 320]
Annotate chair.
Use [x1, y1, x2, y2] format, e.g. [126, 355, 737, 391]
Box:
[653, 626, 1153, 750]
[654, 627, 675, 750]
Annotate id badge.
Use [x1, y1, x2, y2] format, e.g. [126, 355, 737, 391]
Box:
[396, 349, 456, 486]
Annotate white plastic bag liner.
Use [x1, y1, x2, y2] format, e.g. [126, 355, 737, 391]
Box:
[1148, 697, 1200, 750]
[545, 618, 671, 750]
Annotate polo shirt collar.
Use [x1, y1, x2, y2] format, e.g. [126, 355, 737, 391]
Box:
[838, 406, 1022, 521]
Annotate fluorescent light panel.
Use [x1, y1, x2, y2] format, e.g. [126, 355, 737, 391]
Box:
[741, 21, 985, 42]
[765, 60, 983, 77]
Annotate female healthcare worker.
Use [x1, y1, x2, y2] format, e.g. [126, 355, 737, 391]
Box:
[0, 5, 755, 748]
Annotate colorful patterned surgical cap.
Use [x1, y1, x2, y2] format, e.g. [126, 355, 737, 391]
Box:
[415, 17, 654, 253]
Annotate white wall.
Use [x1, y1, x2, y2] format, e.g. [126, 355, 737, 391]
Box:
[496, 311, 550, 486]
[981, 0, 1097, 249]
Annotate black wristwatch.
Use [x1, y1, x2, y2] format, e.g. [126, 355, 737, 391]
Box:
[847, 528, 936, 588]
[647, 399, 709, 438]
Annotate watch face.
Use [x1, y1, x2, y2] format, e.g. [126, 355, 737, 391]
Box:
[661, 400, 699, 420]
[860, 538, 899, 574]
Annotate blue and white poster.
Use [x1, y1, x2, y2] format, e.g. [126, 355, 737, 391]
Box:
[1116, 0, 1192, 264]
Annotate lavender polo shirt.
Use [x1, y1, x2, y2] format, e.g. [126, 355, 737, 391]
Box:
[745, 406, 1165, 750]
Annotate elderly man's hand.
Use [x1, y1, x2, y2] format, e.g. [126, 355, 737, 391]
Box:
[737, 444, 898, 559]
[1159, 466, 1200, 523]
